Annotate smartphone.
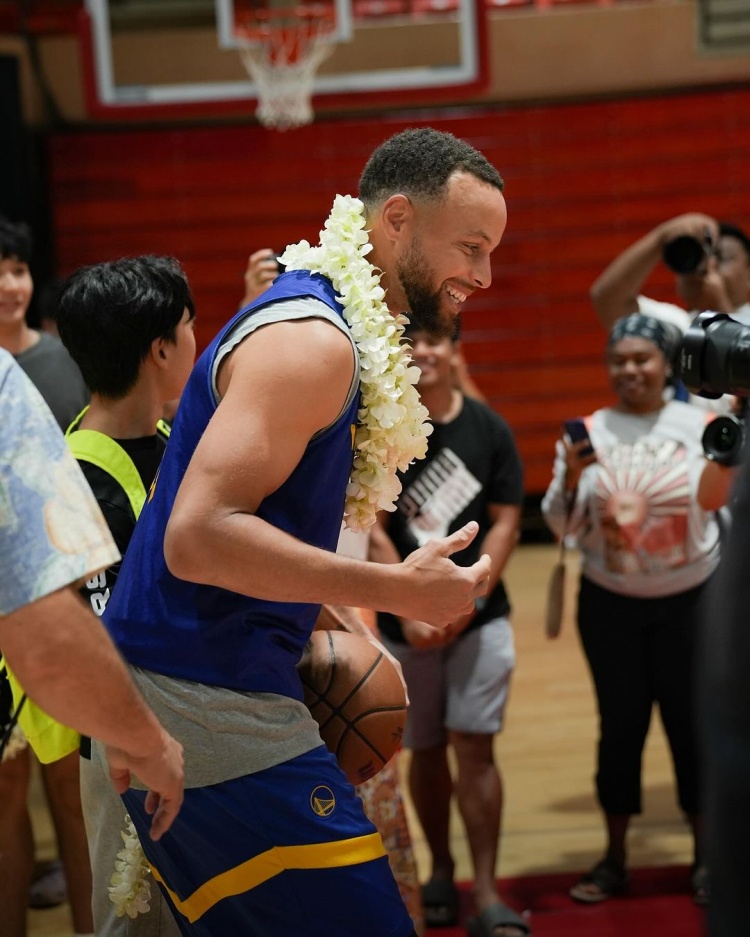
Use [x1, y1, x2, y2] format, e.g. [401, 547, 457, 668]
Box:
[563, 418, 595, 457]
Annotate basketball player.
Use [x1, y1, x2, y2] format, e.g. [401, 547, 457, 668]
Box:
[97, 128, 507, 937]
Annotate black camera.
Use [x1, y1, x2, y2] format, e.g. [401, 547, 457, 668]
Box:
[680, 311, 750, 399]
[275, 254, 286, 274]
[663, 230, 714, 275]
[702, 408, 747, 466]
[680, 311, 750, 465]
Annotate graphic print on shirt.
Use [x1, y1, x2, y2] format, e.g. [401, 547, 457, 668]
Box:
[399, 448, 481, 545]
[594, 438, 691, 575]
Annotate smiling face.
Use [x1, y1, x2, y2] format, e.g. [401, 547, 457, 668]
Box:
[406, 329, 456, 391]
[607, 335, 669, 413]
[0, 255, 33, 333]
[391, 171, 507, 336]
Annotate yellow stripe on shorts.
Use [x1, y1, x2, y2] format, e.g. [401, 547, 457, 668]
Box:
[150, 831, 386, 924]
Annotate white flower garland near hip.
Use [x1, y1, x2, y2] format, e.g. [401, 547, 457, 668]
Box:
[1, 724, 27, 762]
[108, 814, 151, 918]
[107, 195, 433, 918]
[280, 193, 432, 531]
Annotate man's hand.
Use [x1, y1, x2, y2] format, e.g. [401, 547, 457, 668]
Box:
[401, 618, 454, 649]
[240, 249, 279, 308]
[105, 728, 184, 841]
[657, 212, 720, 250]
[399, 522, 490, 625]
[313, 603, 410, 704]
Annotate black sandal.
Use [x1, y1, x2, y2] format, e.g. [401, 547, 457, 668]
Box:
[691, 864, 710, 906]
[421, 879, 460, 927]
[570, 857, 629, 904]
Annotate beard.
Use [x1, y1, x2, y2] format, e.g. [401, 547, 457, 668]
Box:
[396, 237, 455, 338]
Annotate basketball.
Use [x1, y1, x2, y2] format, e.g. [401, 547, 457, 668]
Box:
[299, 630, 407, 786]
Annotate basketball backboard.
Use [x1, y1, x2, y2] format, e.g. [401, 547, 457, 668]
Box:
[80, 0, 488, 120]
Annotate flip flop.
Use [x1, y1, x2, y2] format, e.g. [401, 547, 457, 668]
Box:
[466, 900, 531, 936]
[28, 859, 67, 909]
[569, 857, 629, 904]
[691, 864, 710, 906]
[420, 879, 459, 928]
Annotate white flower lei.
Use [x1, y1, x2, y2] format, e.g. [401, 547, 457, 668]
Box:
[108, 815, 151, 918]
[279, 194, 432, 531]
[1, 724, 27, 762]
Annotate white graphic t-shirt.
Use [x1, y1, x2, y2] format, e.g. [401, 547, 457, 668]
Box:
[542, 401, 721, 598]
[595, 437, 692, 575]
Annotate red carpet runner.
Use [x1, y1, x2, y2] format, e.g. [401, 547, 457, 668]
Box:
[425, 865, 707, 936]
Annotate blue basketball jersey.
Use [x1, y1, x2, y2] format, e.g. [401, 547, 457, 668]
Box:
[104, 271, 360, 699]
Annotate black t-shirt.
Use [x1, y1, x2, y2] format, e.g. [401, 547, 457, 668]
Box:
[77, 433, 166, 758]
[378, 395, 524, 643]
[78, 434, 166, 616]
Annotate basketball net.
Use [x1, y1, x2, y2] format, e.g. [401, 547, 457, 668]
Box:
[236, 7, 337, 131]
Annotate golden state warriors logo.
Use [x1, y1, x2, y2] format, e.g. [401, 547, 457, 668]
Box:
[310, 785, 336, 818]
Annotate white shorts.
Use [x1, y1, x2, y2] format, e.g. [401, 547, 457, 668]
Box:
[383, 617, 515, 750]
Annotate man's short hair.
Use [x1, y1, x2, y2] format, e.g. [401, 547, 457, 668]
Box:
[358, 128, 504, 210]
[57, 255, 195, 400]
[0, 215, 32, 263]
[719, 222, 750, 262]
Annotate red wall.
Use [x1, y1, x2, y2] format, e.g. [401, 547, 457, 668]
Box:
[47, 84, 750, 492]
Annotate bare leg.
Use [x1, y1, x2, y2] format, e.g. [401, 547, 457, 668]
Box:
[0, 745, 34, 937]
[451, 730, 502, 910]
[408, 744, 454, 883]
[41, 752, 94, 934]
[604, 813, 630, 867]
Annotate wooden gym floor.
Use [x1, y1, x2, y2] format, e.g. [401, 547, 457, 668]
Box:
[27, 544, 694, 936]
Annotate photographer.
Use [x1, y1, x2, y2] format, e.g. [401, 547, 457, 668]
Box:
[681, 310, 750, 934]
[591, 214, 750, 334]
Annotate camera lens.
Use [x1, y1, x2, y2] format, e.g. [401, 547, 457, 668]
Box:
[703, 416, 745, 466]
[681, 312, 750, 398]
[663, 235, 706, 275]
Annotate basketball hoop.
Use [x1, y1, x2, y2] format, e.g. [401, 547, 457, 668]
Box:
[235, 5, 338, 130]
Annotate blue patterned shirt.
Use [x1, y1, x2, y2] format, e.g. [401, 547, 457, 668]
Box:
[0, 349, 119, 616]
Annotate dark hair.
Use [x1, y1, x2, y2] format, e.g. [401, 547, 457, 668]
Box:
[0, 215, 32, 263]
[403, 314, 461, 344]
[719, 222, 750, 261]
[358, 128, 504, 210]
[57, 255, 195, 399]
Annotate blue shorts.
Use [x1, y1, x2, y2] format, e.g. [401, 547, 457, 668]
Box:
[123, 745, 413, 937]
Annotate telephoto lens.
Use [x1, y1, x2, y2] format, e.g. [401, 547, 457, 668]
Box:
[663, 235, 709, 274]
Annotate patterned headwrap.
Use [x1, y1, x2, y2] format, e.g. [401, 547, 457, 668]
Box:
[608, 313, 681, 363]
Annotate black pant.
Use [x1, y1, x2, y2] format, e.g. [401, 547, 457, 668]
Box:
[577, 576, 706, 817]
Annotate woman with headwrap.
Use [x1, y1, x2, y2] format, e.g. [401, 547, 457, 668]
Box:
[542, 313, 734, 906]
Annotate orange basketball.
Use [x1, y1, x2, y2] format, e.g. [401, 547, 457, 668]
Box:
[299, 630, 407, 786]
